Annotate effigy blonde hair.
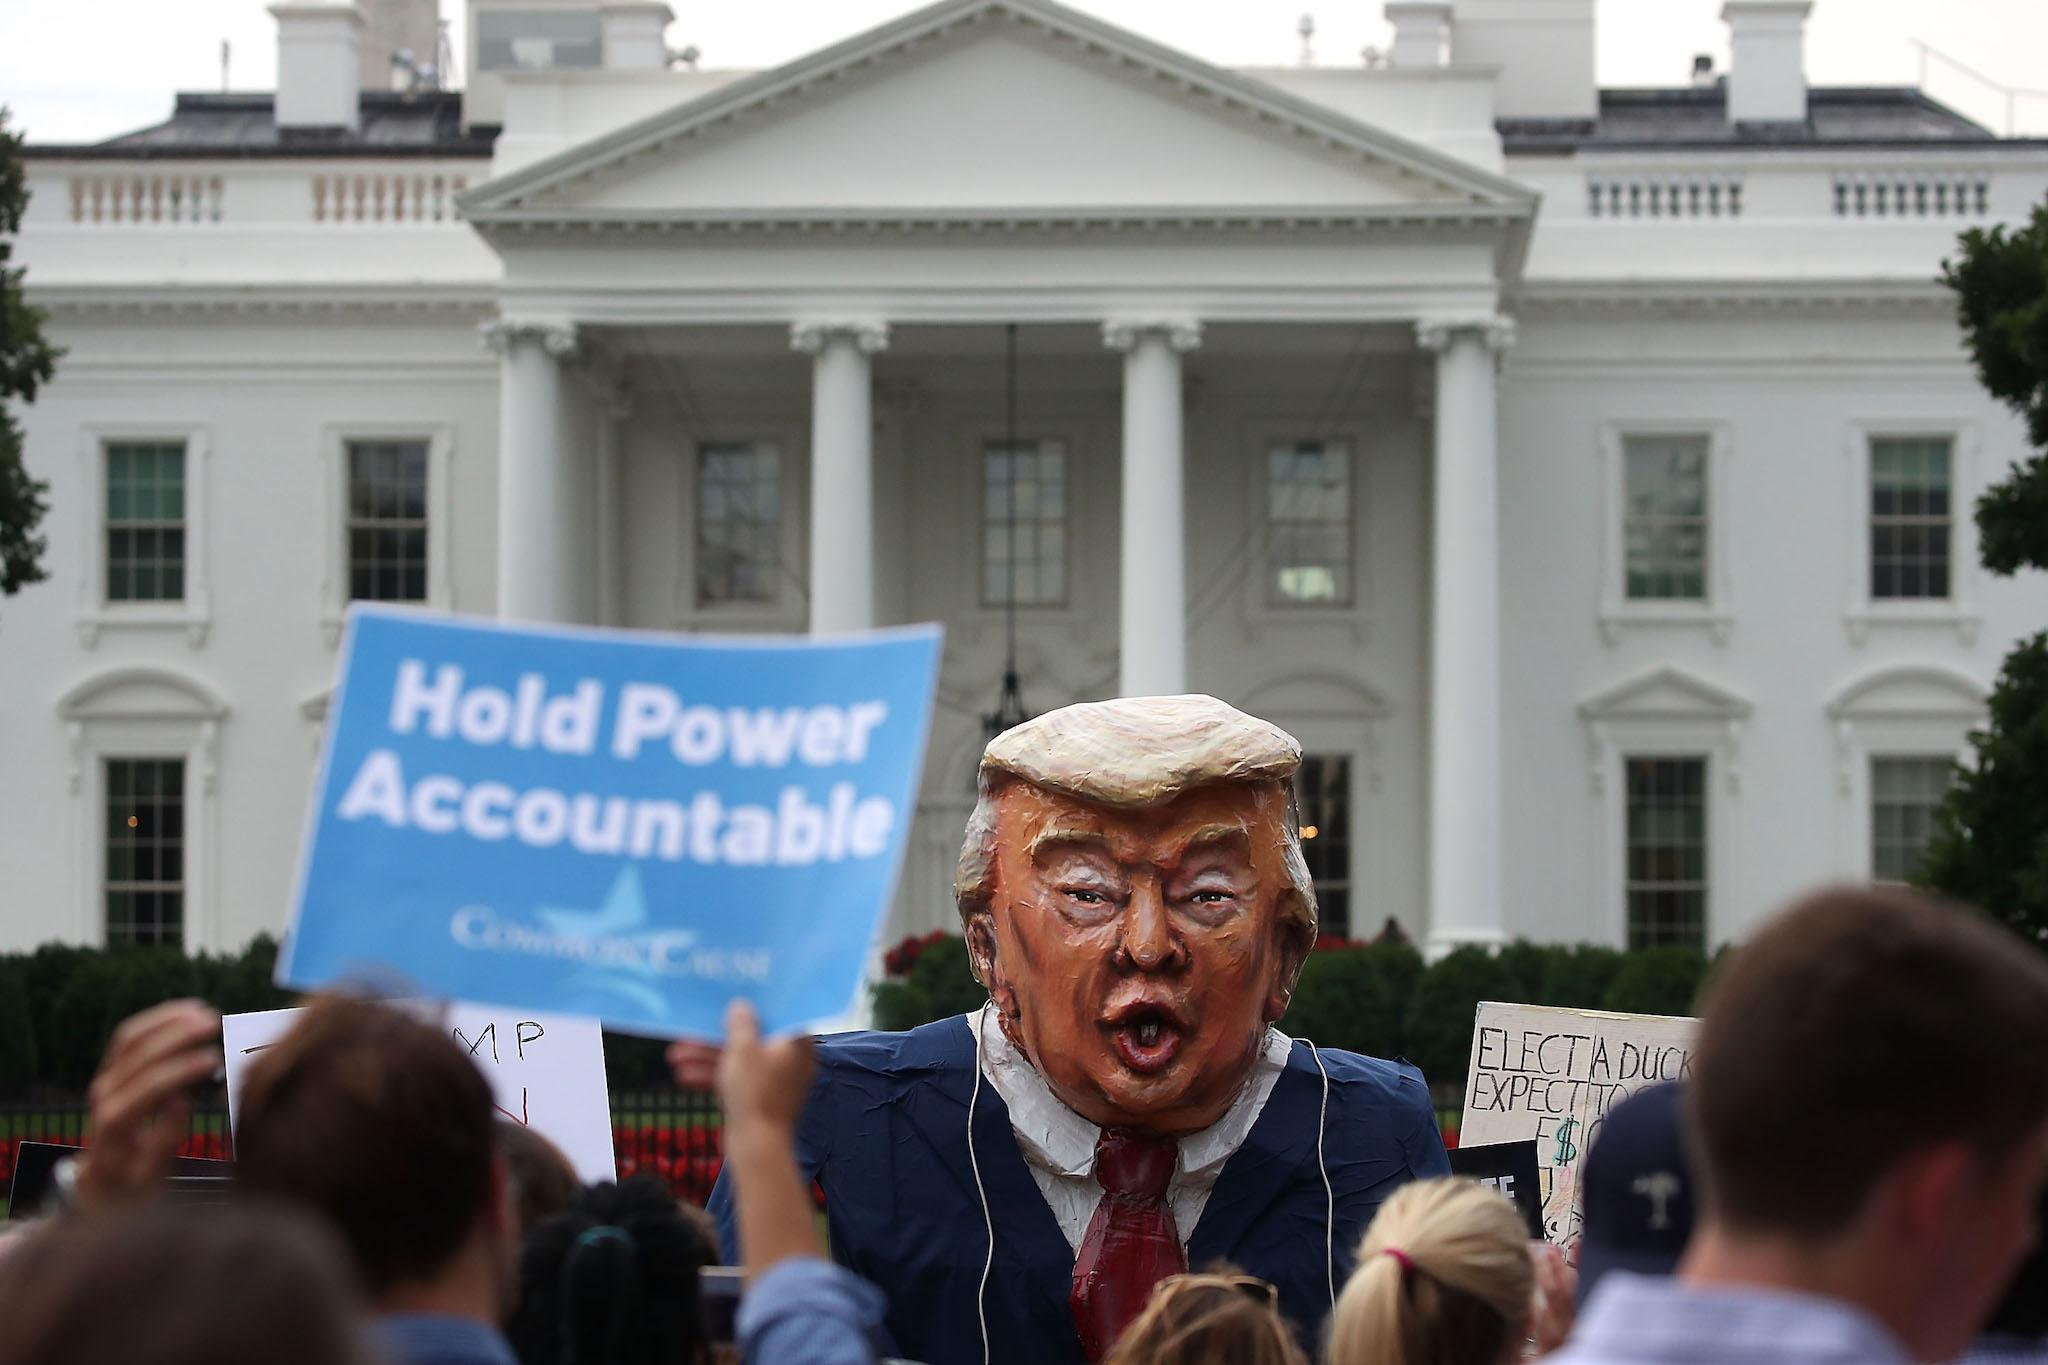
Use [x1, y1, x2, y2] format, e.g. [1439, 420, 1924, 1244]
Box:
[1327, 1178, 1534, 1365]
[953, 695, 1318, 960]
[1102, 1270, 1308, 1365]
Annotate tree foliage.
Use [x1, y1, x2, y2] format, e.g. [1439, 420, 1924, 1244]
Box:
[0, 107, 58, 596]
[1919, 204, 2048, 938]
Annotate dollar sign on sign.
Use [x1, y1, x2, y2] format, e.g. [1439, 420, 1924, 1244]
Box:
[1552, 1115, 1579, 1165]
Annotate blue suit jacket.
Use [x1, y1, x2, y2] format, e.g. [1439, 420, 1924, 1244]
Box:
[710, 1016, 1449, 1365]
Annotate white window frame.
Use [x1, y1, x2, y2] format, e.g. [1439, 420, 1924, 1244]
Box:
[1843, 421, 1982, 645]
[1239, 420, 1375, 632]
[75, 424, 212, 648]
[676, 425, 808, 629]
[1825, 663, 1986, 878]
[978, 434, 1072, 611]
[319, 423, 456, 646]
[1579, 665, 1751, 949]
[58, 667, 225, 951]
[1597, 422, 1733, 645]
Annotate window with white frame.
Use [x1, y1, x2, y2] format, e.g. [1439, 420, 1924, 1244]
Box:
[1870, 756, 1953, 884]
[1625, 756, 1708, 950]
[347, 439, 429, 603]
[1295, 754, 1352, 939]
[1265, 439, 1353, 606]
[696, 442, 782, 607]
[983, 439, 1067, 607]
[104, 757, 185, 947]
[105, 441, 186, 603]
[475, 9, 602, 71]
[1869, 437, 1953, 601]
[1622, 435, 1709, 601]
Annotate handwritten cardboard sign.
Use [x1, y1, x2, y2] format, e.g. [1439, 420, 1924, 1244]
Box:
[277, 607, 942, 1038]
[1459, 1001, 1697, 1252]
[223, 1002, 616, 1183]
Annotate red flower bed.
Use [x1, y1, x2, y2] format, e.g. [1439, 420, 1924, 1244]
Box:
[613, 1122, 724, 1205]
[882, 929, 949, 977]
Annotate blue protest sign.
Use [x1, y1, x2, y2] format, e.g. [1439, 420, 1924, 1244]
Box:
[279, 607, 942, 1039]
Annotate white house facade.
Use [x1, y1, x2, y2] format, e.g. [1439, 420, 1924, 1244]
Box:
[4, 0, 2045, 957]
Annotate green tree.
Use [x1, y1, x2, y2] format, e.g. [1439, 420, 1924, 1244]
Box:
[0, 108, 59, 596]
[1919, 203, 2048, 940]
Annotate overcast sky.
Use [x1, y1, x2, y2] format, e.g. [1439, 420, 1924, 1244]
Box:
[4, 0, 2046, 143]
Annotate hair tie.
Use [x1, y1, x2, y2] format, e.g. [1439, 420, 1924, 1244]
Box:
[573, 1225, 633, 1253]
[1382, 1247, 1414, 1275]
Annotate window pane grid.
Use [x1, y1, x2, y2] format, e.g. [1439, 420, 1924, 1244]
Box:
[105, 442, 187, 603]
[1871, 755, 1953, 884]
[697, 443, 782, 606]
[982, 440, 1068, 607]
[1296, 755, 1352, 939]
[105, 758, 185, 948]
[1625, 757, 1707, 950]
[1870, 438, 1953, 600]
[347, 441, 429, 603]
[1266, 440, 1354, 606]
[1623, 436, 1709, 601]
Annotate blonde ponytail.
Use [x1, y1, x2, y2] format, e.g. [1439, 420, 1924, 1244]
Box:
[1326, 1178, 1534, 1365]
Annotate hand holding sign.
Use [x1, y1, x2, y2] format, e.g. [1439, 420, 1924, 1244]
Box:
[279, 609, 941, 1038]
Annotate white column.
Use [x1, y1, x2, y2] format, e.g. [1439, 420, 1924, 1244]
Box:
[1417, 315, 1515, 954]
[484, 320, 581, 623]
[1104, 319, 1202, 697]
[792, 321, 888, 634]
[594, 380, 630, 627]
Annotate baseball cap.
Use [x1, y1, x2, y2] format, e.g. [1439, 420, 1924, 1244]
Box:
[1576, 1081, 1696, 1306]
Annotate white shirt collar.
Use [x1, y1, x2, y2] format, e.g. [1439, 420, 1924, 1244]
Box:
[971, 1008, 1293, 1187]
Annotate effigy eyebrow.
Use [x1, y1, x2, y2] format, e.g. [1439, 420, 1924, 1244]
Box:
[1165, 823, 1252, 866]
[1026, 822, 1117, 864]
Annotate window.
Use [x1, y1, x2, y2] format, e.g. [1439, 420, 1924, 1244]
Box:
[1625, 757, 1707, 950]
[475, 9, 602, 71]
[1870, 437, 1952, 600]
[1295, 755, 1352, 938]
[696, 442, 782, 606]
[1871, 756, 1953, 884]
[1266, 440, 1353, 605]
[982, 440, 1066, 607]
[347, 439, 429, 603]
[104, 758, 185, 947]
[1622, 435, 1708, 601]
[105, 441, 186, 602]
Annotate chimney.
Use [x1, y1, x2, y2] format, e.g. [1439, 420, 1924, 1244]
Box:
[601, 2, 674, 70]
[1385, 2, 1453, 68]
[1722, 1, 1811, 124]
[1450, 0, 1596, 121]
[272, 3, 363, 130]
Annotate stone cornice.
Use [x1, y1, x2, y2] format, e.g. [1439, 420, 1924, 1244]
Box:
[29, 284, 496, 317]
[1517, 279, 1956, 316]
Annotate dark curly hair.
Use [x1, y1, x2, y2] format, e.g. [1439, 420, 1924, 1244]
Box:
[505, 1175, 715, 1365]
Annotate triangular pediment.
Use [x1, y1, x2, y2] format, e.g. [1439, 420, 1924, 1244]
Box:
[1578, 666, 1751, 722]
[462, 0, 1534, 227]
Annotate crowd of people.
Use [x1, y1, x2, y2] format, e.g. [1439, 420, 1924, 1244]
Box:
[0, 883, 2045, 1365]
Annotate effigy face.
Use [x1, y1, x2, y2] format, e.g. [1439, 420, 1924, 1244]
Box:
[976, 777, 1301, 1136]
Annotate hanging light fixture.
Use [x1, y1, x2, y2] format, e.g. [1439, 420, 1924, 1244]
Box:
[982, 322, 1034, 742]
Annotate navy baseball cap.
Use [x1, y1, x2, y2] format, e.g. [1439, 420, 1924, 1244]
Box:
[1575, 1081, 1696, 1306]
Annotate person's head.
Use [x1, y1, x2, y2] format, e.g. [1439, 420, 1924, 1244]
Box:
[0, 1199, 375, 1365]
[505, 1175, 716, 1365]
[957, 694, 1316, 1134]
[1575, 1081, 1695, 1304]
[1100, 1269, 1307, 1365]
[500, 1120, 582, 1245]
[1328, 1178, 1534, 1365]
[235, 994, 511, 1310]
[1688, 884, 2048, 1360]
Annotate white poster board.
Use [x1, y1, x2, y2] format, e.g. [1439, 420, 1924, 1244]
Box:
[223, 1002, 616, 1184]
[1459, 1001, 1697, 1252]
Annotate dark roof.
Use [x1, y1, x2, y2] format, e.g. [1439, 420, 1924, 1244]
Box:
[24, 91, 495, 159]
[1501, 85, 2005, 154]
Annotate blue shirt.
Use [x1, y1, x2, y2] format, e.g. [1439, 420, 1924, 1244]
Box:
[376, 1313, 518, 1365]
[738, 1257, 890, 1365]
[1549, 1272, 1914, 1365]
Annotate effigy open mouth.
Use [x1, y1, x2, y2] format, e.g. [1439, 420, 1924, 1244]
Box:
[1101, 998, 1189, 1075]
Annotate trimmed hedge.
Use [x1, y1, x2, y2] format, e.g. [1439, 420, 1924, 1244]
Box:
[869, 933, 1713, 1089]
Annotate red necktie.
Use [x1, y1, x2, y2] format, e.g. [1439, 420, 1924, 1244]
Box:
[1070, 1127, 1187, 1361]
